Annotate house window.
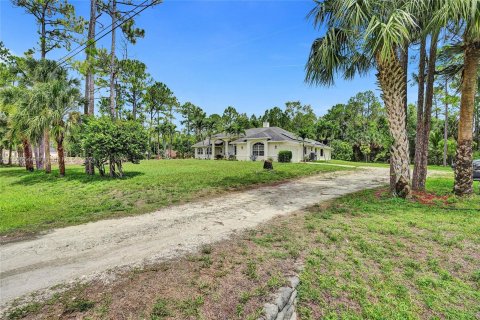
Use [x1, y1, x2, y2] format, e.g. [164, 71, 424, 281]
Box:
[234, 145, 237, 155]
[252, 142, 264, 156]
[206, 147, 212, 155]
[198, 148, 203, 155]
[320, 149, 324, 157]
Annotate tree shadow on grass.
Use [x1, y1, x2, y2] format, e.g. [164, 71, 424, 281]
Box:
[1, 166, 144, 186]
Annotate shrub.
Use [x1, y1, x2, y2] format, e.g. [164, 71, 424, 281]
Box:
[330, 140, 353, 161]
[81, 117, 148, 177]
[215, 154, 223, 160]
[278, 150, 292, 163]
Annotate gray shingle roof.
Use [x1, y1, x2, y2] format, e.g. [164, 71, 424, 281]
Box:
[193, 127, 331, 149]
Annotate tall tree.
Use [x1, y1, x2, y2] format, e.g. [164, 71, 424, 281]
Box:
[12, 0, 85, 170]
[144, 82, 176, 157]
[432, 0, 480, 195]
[84, 0, 97, 116]
[118, 59, 149, 120]
[412, 31, 440, 191]
[30, 74, 81, 176]
[306, 0, 416, 197]
[99, 0, 159, 118]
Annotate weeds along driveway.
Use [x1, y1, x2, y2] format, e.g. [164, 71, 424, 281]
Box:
[0, 167, 388, 307]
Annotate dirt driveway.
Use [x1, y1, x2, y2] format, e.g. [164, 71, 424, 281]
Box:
[0, 167, 388, 308]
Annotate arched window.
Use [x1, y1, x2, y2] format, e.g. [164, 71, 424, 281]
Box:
[252, 142, 264, 156]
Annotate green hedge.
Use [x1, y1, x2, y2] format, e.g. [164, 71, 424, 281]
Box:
[278, 150, 293, 163]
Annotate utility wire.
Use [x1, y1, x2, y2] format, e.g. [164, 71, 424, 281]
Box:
[57, 0, 156, 68]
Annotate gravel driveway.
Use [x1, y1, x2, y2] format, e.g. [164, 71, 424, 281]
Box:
[0, 167, 388, 308]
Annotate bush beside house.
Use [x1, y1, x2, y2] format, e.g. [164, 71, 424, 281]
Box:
[278, 150, 292, 163]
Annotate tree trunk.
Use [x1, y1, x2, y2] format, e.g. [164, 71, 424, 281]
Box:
[85, 0, 96, 115]
[132, 92, 137, 120]
[109, 156, 116, 177]
[38, 8, 47, 171]
[34, 142, 43, 169]
[454, 44, 480, 196]
[443, 79, 449, 167]
[57, 135, 66, 177]
[376, 52, 411, 198]
[22, 138, 34, 172]
[8, 144, 12, 165]
[40, 7, 46, 59]
[109, 0, 117, 118]
[414, 32, 438, 191]
[44, 128, 52, 174]
[85, 0, 96, 177]
[0, 146, 3, 164]
[400, 44, 409, 125]
[412, 36, 426, 190]
[17, 146, 24, 167]
[116, 160, 123, 177]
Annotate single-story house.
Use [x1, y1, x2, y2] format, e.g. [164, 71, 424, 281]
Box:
[192, 122, 332, 163]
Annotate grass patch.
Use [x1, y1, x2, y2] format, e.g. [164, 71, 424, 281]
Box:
[63, 299, 95, 314]
[326, 159, 457, 172]
[150, 298, 170, 319]
[297, 177, 480, 319]
[0, 159, 346, 236]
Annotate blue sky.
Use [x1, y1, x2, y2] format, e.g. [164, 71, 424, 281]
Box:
[0, 0, 418, 117]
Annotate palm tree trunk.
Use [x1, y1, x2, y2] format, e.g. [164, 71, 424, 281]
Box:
[57, 135, 66, 177]
[33, 143, 43, 170]
[8, 143, 12, 165]
[376, 52, 411, 198]
[22, 138, 34, 172]
[454, 44, 480, 196]
[414, 32, 439, 191]
[44, 128, 51, 174]
[17, 146, 24, 166]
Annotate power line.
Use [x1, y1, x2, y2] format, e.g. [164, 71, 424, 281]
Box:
[57, 0, 157, 68]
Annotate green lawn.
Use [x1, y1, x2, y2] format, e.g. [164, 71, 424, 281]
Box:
[297, 178, 480, 319]
[326, 159, 455, 172]
[4, 175, 479, 319]
[0, 159, 348, 236]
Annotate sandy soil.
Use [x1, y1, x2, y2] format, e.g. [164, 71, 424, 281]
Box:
[0, 168, 388, 309]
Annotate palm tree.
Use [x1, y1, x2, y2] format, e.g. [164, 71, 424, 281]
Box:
[0, 86, 35, 171]
[204, 117, 217, 159]
[431, 0, 480, 195]
[49, 79, 82, 176]
[192, 111, 207, 141]
[298, 126, 313, 162]
[305, 0, 417, 197]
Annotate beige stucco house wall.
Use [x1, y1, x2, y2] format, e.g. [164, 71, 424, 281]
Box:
[193, 123, 332, 163]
